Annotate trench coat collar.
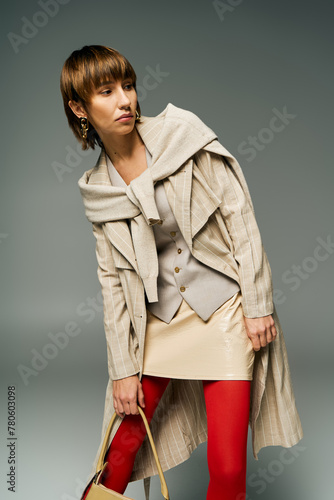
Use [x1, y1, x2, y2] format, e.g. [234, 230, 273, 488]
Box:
[78, 102, 227, 271]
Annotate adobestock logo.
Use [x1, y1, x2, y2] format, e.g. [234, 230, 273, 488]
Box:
[237, 106, 296, 162]
[135, 65, 170, 101]
[52, 144, 93, 183]
[7, 0, 71, 54]
[17, 288, 105, 386]
[245, 445, 307, 498]
[213, 0, 244, 22]
[273, 234, 334, 305]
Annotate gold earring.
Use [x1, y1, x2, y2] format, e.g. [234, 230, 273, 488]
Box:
[80, 117, 89, 139]
[135, 110, 140, 121]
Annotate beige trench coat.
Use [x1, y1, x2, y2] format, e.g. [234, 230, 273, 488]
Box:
[78, 103, 303, 499]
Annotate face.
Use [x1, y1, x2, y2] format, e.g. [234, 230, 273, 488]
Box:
[69, 77, 138, 138]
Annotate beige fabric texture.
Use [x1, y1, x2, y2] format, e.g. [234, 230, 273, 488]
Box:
[106, 147, 241, 324]
[77, 103, 304, 500]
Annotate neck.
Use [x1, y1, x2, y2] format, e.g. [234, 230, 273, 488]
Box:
[100, 126, 143, 165]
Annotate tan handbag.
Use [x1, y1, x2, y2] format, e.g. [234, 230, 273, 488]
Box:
[85, 405, 170, 500]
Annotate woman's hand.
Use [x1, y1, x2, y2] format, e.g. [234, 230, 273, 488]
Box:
[112, 374, 145, 418]
[243, 314, 277, 351]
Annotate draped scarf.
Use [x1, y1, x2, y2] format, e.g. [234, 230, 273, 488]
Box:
[77, 103, 220, 302]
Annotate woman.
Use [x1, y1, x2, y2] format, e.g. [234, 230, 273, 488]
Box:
[60, 45, 303, 500]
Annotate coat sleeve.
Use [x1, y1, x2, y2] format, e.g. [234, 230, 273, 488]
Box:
[212, 152, 274, 318]
[91, 222, 140, 380]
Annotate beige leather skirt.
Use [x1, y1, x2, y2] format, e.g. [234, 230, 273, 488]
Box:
[142, 291, 255, 380]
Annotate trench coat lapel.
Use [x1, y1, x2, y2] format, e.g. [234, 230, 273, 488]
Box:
[162, 157, 224, 251]
[162, 161, 193, 250]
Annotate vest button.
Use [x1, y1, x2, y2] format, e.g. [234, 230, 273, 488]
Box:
[180, 286, 186, 292]
[170, 231, 176, 237]
[175, 267, 180, 273]
[177, 248, 182, 254]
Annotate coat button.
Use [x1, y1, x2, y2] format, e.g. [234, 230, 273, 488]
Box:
[180, 286, 186, 292]
[170, 231, 176, 237]
[175, 267, 180, 273]
[157, 219, 163, 225]
[177, 248, 182, 254]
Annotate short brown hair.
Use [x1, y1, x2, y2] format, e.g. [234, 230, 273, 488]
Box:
[60, 45, 141, 150]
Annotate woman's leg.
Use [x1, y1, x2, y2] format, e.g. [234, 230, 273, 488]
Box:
[202, 380, 251, 500]
[81, 374, 171, 499]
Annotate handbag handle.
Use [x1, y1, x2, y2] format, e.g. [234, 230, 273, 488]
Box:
[94, 404, 169, 500]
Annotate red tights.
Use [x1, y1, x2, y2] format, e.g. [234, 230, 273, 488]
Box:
[82, 375, 251, 500]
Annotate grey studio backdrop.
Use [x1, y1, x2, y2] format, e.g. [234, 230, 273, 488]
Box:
[0, 1, 332, 499]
